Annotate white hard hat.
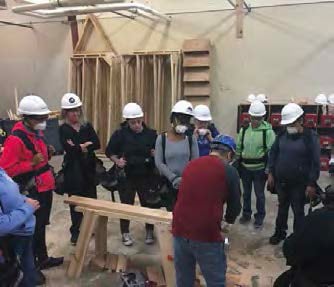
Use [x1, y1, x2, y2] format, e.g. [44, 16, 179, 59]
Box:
[314, 94, 328, 105]
[122, 103, 144, 119]
[61, 93, 82, 109]
[281, 103, 304, 125]
[328, 94, 334, 105]
[18, 95, 50, 116]
[247, 94, 256, 103]
[171, 100, 194, 116]
[248, 100, 266, 117]
[257, 94, 268, 103]
[194, 105, 212, 121]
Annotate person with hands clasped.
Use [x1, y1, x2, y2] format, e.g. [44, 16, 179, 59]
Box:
[59, 93, 101, 245]
[105, 103, 158, 247]
[192, 104, 219, 157]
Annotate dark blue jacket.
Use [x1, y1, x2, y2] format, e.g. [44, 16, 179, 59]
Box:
[268, 129, 320, 186]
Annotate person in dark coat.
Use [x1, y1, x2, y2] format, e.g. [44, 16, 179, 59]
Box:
[59, 93, 101, 245]
[105, 103, 157, 247]
[274, 185, 334, 287]
[268, 103, 320, 245]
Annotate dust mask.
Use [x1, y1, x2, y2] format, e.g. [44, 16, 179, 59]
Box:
[198, 129, 207, 136]
[175, 125, 188, 134]
[34, 121, 47, 131]
[287, 127, 298, 134]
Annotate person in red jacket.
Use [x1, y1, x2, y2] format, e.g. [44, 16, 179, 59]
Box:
[0, 95, 63, 271]
[172, 135, 241, 287]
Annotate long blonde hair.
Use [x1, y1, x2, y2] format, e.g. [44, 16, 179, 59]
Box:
[60, 107, 85, 126]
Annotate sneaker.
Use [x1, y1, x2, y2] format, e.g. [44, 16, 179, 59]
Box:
[145, 230, 155, 245]
[254, 219, 264, 229]
[122, 233, 134, 247]
[37, 257, 64, 270]
[269, 231, 286, 245]
[239, 215, 251, 225]
[35, 270, 46, 286]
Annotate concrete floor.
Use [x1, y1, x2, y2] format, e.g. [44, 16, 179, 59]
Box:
[42, 156, 333, 287]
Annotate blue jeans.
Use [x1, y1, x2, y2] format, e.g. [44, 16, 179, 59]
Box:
[11, 236, 37, 287]
[240, 167, 266, 222]
[174, 236, 226, 287]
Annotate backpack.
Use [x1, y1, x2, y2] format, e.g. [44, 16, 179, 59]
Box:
[0, 201, 22, 287]
[239, 125, 268, 165]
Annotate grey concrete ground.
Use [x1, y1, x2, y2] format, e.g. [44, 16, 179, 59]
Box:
[42, 156, 333, 286]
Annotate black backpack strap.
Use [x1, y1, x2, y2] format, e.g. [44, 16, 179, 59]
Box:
[12, 130, 37, 155]
[161, 133, 166, 164]
[240, 125, 249, 152]
[262, 129, 267, 151]
[187, 135, 193, 161]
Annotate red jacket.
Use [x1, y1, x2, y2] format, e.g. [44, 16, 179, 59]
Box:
[0, 121, 55, 192]
[172, 156, 230, 242]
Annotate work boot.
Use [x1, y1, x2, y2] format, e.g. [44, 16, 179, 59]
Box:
[145, 229, 155, 245]
[239, 215, 251, 225]
[70, 234, 79, 246]
[35, 270, 46, 286]
[269, 231, 286, 245]
[122, 233, 134, 247]
[37, 257, 64, 270]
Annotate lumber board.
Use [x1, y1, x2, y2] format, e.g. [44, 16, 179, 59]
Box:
[156, 224, 175, 287]
[105, 253, 118, 272]
[236, 0, 244, 38]
[183, 69, 210, 82]
[183, 54, 210, 67]
[74, 16, 94, 53]
[116, 254, 128, 272]
[147, 266, 166, 286]
[182, 39, 211, 52]
[95, 216, 108, 265]
[67, 210, 98, 278]
[65, 196, 172, 224]
[184, 83, 210, 96]
[75, 206, 170, 226]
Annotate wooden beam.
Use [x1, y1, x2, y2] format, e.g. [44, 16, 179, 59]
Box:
[89, 15, 118, 56]
[68, 16, 79, 50]
[182, 39, 210, 52]
[183, 69, 210, 82]
[65, 196, 172, 224]
[236, 0, 244, 38]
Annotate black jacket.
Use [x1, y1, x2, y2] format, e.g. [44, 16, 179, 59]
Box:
[283, 207, 334, 284]
[59, 122, 100, 196]
[268, 129, 320, 186]
[105, 122, 157, 177]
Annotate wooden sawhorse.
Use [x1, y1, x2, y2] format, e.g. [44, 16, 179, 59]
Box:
[64, 196, 175, 286]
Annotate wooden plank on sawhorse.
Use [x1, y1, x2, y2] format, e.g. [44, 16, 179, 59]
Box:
[67, 210, 98, 278]
[156, 224, 175, 287]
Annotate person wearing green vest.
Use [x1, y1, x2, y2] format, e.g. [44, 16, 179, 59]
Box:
[236, 100, 276, 228]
